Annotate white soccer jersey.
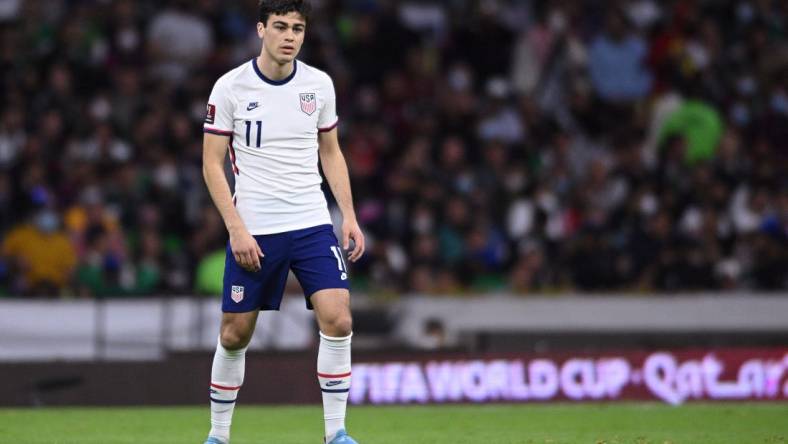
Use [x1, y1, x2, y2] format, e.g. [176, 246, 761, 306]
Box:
[204, 58, 338, 235]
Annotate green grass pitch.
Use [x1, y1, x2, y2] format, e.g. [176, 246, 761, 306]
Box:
[1, 403, 786, 443]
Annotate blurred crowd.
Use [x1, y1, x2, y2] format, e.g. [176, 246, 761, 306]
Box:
[0, 0, 786, 298]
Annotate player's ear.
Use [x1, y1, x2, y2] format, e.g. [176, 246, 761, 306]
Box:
[257, 21, 266, 37]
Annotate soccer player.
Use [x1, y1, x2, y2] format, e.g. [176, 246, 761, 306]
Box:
[201, 1, 364, 443]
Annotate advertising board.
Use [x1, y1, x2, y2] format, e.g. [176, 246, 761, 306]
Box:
[350, 348, 788, 405]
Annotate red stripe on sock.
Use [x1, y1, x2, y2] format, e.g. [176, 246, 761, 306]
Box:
[211, 382, 241, 390]
[317, 371, 351, 378]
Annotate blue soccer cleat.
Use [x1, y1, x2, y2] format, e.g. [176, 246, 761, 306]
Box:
[204, 437, 227, 444]
[326, 429, 358, 444]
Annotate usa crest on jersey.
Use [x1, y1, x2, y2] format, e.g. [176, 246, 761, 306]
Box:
[300, 92, 316, 115]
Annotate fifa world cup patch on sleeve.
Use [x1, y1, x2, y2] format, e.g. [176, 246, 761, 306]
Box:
[206, 104, 216, 124]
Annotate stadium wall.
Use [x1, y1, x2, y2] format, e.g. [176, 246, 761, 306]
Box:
[1, 294, 787, 361]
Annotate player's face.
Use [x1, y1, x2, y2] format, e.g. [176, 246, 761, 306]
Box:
[258, 12, 306, 64]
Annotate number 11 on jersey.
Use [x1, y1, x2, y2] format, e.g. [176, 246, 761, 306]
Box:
[245, 120, 262, 148]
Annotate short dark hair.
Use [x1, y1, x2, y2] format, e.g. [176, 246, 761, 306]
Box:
[258, 0, 311, 25]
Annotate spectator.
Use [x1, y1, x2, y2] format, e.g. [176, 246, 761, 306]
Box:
[659, 99, 724, 164]
[147, 0, 214, 82]
[2, 206, 76, 296]
[0, 0, 785, 297]
[588, 10, 652, 102]
[194, 249, 225, 296]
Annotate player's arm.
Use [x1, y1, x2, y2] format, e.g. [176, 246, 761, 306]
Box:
[202, 133, 263, 272]
[318, 128, 365, 262]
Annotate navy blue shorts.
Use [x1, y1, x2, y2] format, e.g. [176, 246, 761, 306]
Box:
[222, 224, 350, 312]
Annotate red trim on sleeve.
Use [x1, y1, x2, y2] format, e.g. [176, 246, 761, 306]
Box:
[318, 119, 339, 133]
[204, 127, 233, 136]
[228, 135, 239, 175]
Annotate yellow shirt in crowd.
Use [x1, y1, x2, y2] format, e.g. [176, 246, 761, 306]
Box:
[1, 224, 77, 288]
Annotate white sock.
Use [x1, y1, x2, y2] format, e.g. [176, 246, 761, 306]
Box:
[209, 338, 247, 442]
[317, 331, 352, 442]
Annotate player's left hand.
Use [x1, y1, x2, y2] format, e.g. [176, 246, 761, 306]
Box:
[342, 218, 365, 262]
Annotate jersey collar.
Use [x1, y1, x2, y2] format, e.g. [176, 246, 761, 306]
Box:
[252, 58, 297, 86]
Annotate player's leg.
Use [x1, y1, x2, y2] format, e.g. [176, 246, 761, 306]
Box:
[208, 311, 258, 444]
[290, 224, 356, 443]
[207, 233, 291, 444]
[312, 289, 355, 444]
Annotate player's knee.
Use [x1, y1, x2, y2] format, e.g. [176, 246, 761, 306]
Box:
[325, 315, 353, 337]
[220, 327, 251, 350]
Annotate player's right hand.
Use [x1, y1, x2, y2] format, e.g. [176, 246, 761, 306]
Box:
[229, 228, 264, 272]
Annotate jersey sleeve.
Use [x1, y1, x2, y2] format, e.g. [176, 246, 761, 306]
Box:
[204, 77, 235, 136]
[317, 75, 339, 132]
